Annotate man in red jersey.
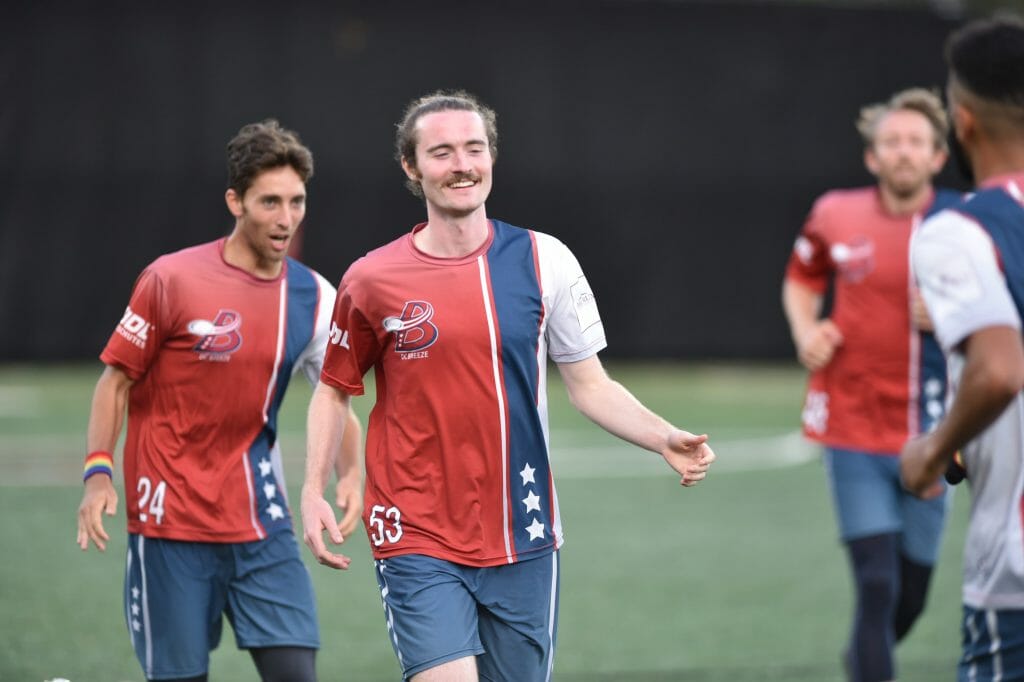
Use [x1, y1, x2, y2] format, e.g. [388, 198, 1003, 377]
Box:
[782, 88, 958, 682]
[76, 120, 362, 682]
[301, 90, 715, 682]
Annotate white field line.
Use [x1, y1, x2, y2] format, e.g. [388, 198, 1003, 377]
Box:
[1, 430, 820, 485]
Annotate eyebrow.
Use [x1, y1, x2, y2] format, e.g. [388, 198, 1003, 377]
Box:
[424, 139, 488, 154]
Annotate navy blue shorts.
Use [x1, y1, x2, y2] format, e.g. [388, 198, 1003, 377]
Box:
[124, 529, 318, 680]
[824, 447, 949, 564]
[374, 552, 560, 681]
[961, 606, 1024, 681]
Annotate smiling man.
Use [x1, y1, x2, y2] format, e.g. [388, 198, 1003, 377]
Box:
[301, 90, 715, 682]
[76, 119, 362, 682]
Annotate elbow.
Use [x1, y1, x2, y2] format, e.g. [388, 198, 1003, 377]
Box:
[979, 355, 1024, 404]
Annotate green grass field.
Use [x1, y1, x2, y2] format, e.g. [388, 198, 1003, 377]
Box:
[0, 362, 967, 681]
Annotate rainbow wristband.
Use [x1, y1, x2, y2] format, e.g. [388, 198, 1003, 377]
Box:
[83, 451, 114, 482]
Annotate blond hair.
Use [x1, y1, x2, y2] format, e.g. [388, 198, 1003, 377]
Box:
[856, 88, 949, 152]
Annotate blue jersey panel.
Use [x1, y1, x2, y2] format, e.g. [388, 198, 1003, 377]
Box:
[246, 259, 319, 535]
[917, 189, 962, 433]
[486, 221, 553, 559]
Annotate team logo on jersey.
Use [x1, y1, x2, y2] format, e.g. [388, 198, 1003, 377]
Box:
[830, 237, 875, 283]
[189, 309, 243, 360]
[116, 305, 152, 349]
[382, 301, 438, 357]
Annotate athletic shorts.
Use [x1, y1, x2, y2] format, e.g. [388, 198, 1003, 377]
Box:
[124, 528, 318, 680]
[374, 552, 560, 681]
[960, 606, 1024, 681]
[824, 447, 949, 565]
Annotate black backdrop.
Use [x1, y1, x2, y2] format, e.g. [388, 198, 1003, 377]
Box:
[0, 1, 965, 361]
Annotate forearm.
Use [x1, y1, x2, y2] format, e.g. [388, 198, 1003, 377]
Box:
[568, 373, 673, 454]
[782, 280, 823, 346]
[926, 329, 1024, 461]
[305, 382, 351, 494]
[335, 408, 363, 483]
[86, 365, 132, 455]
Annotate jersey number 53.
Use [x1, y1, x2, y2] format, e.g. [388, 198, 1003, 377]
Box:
[369, 505, 403, 546]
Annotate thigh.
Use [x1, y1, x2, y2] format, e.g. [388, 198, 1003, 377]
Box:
[374, 554, 484, 679]
[125, 534, 227, 680]
[824, 448, 902, 542]
[476, 551, 560, 682]
[960, 606, 1024, 681]
[226, 529, 319, 650]
[900, 483, 950, 565]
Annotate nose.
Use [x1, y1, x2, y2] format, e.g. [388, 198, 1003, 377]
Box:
[276, 205, 299, 230]
[451, 149, 472, 172]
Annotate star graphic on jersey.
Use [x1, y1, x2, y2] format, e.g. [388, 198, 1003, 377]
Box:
[132, 618, 141, 632]
[526, 518, 545, 541]
[519, 463, 536, 485]
[267, 502, 285, 520]
[263, 482, 277, 500]
[258, 457, 272, 477]
[131, 586, 140, 601]
[522, 491, 541, 513]
[131, 603, 140, 617]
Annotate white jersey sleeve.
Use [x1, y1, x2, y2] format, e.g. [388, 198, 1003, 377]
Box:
[294, 270, 338, 386]
[534, 232, 608, 362]
[912, 209, 1022, 352]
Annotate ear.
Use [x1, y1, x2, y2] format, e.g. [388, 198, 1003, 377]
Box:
[401, 157, 421, 182]
[225, 188, 244, 218]
[950, 101, 976, 143]
[863, 147, 880, 177]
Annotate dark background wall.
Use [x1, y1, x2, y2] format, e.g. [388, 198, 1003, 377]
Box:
[0, 1, 967, 361]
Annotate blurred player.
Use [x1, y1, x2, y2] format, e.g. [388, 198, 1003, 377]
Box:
[901, 15, 1024, 681]
[300, 90, 715, 682]
[75, 119, 363, 682]
[782, 89, 959, 681]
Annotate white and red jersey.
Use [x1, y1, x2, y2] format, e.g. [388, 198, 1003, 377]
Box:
[784, 187, 960, 454]
[322, 220, 606, 567]
[101, 238, 335, 543]
[913, 173, 1024, 610]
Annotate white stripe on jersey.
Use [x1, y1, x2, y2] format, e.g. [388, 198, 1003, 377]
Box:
[477, 256, 514, 564]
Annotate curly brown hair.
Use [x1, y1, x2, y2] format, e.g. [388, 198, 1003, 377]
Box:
[226, 119, 314, 197]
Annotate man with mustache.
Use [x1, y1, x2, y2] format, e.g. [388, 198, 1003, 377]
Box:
[782, 89, 959, 682]
[301, 90, 715, 682]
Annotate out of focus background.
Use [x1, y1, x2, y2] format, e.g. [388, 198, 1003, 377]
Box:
[2, 0, 998, 362]
[1, 1, 1012, 680]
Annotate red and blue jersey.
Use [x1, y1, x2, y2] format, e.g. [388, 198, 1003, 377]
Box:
[101, 238, 335, 543]
[784, 187, 960, 454]
[321, 220, 606, 567]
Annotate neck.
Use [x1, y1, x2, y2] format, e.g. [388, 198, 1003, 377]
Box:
[223, 231, 283, 279]
[414, 206, 490, 258]
[877, 184, 933, 216]
[971, 138, 1024, 185]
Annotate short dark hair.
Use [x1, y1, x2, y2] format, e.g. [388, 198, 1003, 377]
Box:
[946, 15, 1024, 108]
[394, 90, 498, 197]
[226, 119, 314, 197]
